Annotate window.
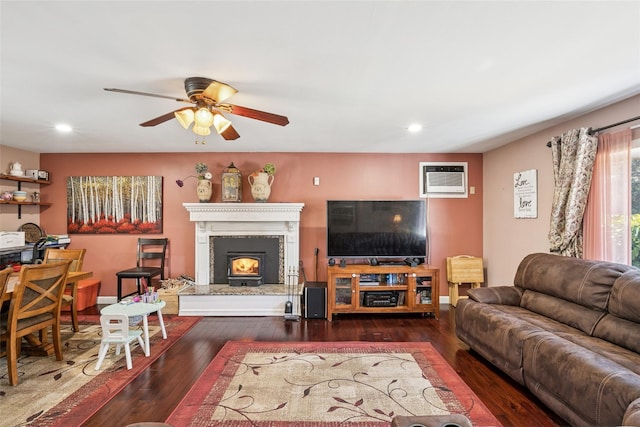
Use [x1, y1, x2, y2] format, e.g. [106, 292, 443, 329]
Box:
[584, 129, 633, 264]
[630, 138, 640, 267]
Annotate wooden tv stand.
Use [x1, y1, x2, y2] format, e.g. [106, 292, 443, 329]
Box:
[327, 263, 439, 321]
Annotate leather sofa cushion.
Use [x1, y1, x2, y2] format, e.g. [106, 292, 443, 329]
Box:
[513, 253, 631, 311]
[523, 332, 640, 427]
[609, 269, 640, 323]
[520, 290, 607, 335]
[455, 300, 593, 383]
[589, 269, 640, 353]
[624, 398, 640, 426]
[455, 301, 536, 384]
[593, 314, 640, 354]
[553, 327, 640, 375]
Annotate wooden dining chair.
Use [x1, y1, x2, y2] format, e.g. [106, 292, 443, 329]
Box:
[116, 238, 168, 301]
[43, 248, 87, 332]
[0, 260, 72, 385]
[0, 267, 14, 357]
[0, 266, 13, 304]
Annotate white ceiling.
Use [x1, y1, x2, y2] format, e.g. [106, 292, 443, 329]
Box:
[2, 1, 640, 154]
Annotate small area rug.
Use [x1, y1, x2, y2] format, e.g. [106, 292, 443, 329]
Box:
[0, 313, 200, 427]
[167, 341, 501, 426]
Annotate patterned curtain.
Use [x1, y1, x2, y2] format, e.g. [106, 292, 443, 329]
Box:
[548, 127, 598, 257]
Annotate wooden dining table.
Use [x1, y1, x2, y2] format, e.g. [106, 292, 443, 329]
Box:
[4, 270, 93, 299]
[2, 270, 93, 356]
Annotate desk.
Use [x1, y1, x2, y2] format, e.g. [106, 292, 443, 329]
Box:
[0, 242, 69, 267]
[100, 301, 167, 357]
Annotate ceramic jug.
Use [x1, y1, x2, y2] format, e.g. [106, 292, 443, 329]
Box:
[9, 162, 23, 176]
[196, 179, 213, 202]
[248, 172, 274, 202]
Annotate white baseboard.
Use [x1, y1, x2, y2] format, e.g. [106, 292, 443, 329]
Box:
[97, 295, 452, 309]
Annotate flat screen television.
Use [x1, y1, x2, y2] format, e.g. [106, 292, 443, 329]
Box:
[326, 200, 427, 261]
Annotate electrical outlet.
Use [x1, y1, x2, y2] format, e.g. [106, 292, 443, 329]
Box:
[313, 177, 320, 186]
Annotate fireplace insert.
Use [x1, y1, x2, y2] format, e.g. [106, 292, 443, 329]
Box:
[227, 252, 265, 286]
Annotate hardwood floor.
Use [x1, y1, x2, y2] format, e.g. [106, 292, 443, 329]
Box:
[82, 305, 566, 427]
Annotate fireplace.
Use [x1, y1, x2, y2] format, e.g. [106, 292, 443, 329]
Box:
[181, 203, 305, 316]
[211, 235, 283, 285]
[227, 252, 265, 287]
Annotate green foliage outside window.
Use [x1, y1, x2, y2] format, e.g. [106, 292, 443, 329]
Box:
[631, 214, 640, 268]
[632, 159, 640, 267]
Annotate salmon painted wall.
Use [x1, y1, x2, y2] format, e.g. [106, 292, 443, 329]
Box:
[38, 152, 483, 298]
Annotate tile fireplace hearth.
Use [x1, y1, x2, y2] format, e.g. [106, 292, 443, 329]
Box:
[181, 203, 305, 316]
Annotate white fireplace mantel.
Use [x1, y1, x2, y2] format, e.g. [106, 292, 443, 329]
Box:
[181, 203, 305, 317]
[184, 202, 304, 285]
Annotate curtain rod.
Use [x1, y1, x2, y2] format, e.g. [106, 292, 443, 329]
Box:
[546, 114, 640, 147]
[589, 114, 640, 135]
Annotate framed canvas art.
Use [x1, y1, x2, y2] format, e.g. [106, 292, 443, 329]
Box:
[67, 176, 163, 234]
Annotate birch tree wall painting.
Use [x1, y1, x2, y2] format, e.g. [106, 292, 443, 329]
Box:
[67, 176, 163, 234]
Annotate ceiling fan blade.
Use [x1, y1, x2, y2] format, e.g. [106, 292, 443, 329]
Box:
[221, 125, 240, 140]
[140, 107, 192, 127]
[104, 88, 192, 104]
[223, 104, 289, 126]
[202, 80, 238, 103]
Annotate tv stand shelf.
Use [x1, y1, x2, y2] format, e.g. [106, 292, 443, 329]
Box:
[327, 264, 439, 321]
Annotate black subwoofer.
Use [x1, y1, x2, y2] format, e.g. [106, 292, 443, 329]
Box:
[304, 281, 327, 319]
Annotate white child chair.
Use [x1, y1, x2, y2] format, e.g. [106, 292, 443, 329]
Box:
[95, 313, 145, 370]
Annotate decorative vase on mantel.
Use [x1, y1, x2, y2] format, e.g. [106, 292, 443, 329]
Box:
[196, 179, 213, 203]
[248, 172, 274, 202]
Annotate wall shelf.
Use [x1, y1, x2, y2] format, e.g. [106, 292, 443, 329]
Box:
[0, 174, 50, 185]
[0, 201, 52, 206]
[0, 174, 51, 219]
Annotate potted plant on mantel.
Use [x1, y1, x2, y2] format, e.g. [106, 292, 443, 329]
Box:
[248, 163, 276, 202]
[176, 162, 213, 202]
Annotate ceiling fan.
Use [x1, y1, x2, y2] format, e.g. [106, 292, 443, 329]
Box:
[104, 77, 289, 142]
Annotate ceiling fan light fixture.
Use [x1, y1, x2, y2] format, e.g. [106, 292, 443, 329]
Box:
[174, 109, 194, 129]
[192, 124, 211, 136]
[216, 85, 238, 103]
[213, 113, 232, 134]
[105, 77, 289, 141]
[194, 107, 214, 127]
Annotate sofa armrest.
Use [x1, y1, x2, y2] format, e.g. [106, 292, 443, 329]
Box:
[466, 286, 523, 306]
[623, 398, 640, 426]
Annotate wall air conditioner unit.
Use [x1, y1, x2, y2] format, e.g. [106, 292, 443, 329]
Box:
[419, 162, 468, 198]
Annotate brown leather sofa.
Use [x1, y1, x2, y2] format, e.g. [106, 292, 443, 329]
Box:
[455, 253, 640, 427]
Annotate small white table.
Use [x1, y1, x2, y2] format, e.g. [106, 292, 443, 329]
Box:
[100, 300, 167, 357]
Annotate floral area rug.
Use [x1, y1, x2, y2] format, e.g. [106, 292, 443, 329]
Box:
[0, 314, 200, 427]
[167, 341, 501, 427]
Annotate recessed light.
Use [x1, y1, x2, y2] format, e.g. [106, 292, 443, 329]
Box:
[408, 123, 423, 133]
[55, 123, 73, 132]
